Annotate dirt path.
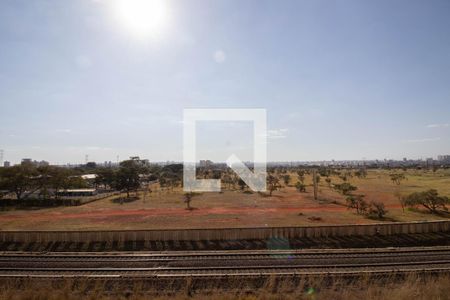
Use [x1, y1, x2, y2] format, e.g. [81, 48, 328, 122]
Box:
[0, 204, 404, 222]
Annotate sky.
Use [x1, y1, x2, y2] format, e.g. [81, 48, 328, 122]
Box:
[0, 0, 450, 164]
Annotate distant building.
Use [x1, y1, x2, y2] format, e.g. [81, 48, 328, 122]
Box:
[3, 161, 10, 167]
[21, 159, 49, 167]
[438, 155, 450, 162]
[80, 174, 98, 181]
[36, 160, 49, 167]
[56, 189, 97, 197]
[199, 160, 213, 167]
[21, 158, 32, 165]
[85, 162, 97, 169]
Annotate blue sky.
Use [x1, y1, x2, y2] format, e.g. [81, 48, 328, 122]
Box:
[0, 0, 450, 164]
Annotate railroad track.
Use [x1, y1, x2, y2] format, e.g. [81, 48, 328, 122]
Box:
[0, 247, 449, 278]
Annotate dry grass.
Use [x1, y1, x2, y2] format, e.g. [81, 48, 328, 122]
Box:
[0, 273, 449, 300]
[0, 169, 449, 230]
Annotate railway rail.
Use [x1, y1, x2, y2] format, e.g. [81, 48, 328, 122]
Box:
[0, 246, 449, 278]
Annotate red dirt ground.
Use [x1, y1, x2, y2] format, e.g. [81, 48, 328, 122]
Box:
[1, 169, 448, 230]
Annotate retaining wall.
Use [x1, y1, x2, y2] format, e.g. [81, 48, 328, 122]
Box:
[0, 220, 449, 243]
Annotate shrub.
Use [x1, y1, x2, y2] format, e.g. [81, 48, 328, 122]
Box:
[295, 182, 306, 193]
[346, 194, 368, 215]
[368, 201, 387, 219]
[403, 189, 449, 213]
[334, 183, 357, 195]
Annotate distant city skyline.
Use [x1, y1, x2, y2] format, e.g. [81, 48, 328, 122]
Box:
[1, 0, 450, 164]
[2, 153, 450, 167]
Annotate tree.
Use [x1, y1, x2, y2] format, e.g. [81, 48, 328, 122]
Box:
[354, 168, 367, 179]
[403, 189, 449, 213]
[346, 194, 368, 215]
[159, 170, 181, 191]
[267, 175, 281, 196]
[65, 176, 88, 189]
[325, 177, 332, 187]
[222, 174, 234, 190]
[95, 168, 115, 189]
[312, 170, 319, 200]
[318, 168, 331, 177]
[238, 178, 247, 191]
[333, 183, 357, 195]
[282, 174, 291, 186]
[390, 173, 406, 185]
[183, 192, 198, 210]
[339, 174, 348, 182]
[85, 162, 97, 169]
[114, 160, 142, 198]
[368, 201, 387, 219]
[296, 170, 305, 184]
[41, 166, 70, 200]
[295, 181, 306, 193]
[315, 175, 321, 184]
[0, 165, 39, 200]
[394, 191, 406, 212]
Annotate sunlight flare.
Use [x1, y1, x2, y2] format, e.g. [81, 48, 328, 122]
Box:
[113, 0, 169, 39]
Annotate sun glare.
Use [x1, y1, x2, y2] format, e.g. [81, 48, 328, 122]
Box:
[113, 0, 168, 39]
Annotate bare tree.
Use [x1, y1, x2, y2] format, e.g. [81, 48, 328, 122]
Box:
[183, 192, 197, 210]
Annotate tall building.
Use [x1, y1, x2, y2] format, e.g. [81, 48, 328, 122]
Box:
[199, 160, 213, 167]
[437, 155, 450, 162]
[3, 161, 10, 167]
[21, 158, 32, 165]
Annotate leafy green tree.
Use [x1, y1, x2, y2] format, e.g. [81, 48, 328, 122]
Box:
[0, 165, 39, 200]
[403, 189, 449, 213]
[38, 166, 71, 199]
[159, 170, 181, 191]
[114, 160, 143, 198]
[333, 183, 357, 195]
[282, 174, 291, 186]
[267, 175, 281, 196]
[49, 167, 71, 199]
[390, 173, 406, 185]
[346, 194, 368, 215]
[95, 168, 116, 189]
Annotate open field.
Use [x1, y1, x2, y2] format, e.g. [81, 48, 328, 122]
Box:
[0, 169, 449, 230]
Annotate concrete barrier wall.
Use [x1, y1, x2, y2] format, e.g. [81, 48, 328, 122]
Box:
[0, 220, 449, 243]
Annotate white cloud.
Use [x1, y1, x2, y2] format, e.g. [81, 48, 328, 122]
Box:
[403, 137, 441, 143]
[426, 123, 449, 128]
[266, 128, 289, 139]
[213, 50, 226, 63]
